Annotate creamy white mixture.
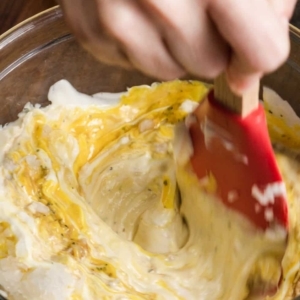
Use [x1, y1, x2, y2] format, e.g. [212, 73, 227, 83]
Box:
[0, 80, 299, 300]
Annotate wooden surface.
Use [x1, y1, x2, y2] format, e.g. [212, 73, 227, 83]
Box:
[292, 1, 300, 29]
[0, 0, 57, 35]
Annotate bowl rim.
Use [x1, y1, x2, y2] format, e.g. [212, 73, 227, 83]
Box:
[0, 6, 60, 41]
[290, 23, 300, 37]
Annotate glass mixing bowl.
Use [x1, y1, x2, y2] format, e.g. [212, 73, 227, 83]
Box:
[0, 6, 300, 300]
[1, 6, 300, 124]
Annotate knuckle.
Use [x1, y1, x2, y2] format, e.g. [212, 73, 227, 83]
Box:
[141, 0, 186, 35]
[185, 52, 227, 79]
[103, 19, 136, 50]
[99, 3, 138, 46]
[257, 38, 290, 73]
[268, 39, 290, 71]
[202, 67, 223, 79]
[203, 59, 226, 78]
[129, 48, 185, 80]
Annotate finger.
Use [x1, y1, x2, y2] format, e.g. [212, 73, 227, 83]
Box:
[209, 0, 290, 93]
[139, 0, 230, 79]
[83, 35, 132, 69]
[269, 0, 297, 20]
[60, 0, 132, 68]
[98, 0, 185, 80]
[225, 61, 262, 95]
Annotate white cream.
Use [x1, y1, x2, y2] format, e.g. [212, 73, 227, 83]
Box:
[48, 79, 123, 107]
[179, 99, 198, 113]
[251, 182, 287, 206]
[0, 80, 298, 300]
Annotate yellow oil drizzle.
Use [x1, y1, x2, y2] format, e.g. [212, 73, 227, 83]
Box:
[161, 176, 176, 209]
[264, 102, 300, 151]
[0, 81, 208, 298]
[0, 223, 16, 259]
[121, 80, 207, 108]
[3, 80, 300, 299]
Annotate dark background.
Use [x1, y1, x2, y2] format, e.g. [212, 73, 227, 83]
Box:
[292, 0, 300, 28]
[0, 0, 300, 36]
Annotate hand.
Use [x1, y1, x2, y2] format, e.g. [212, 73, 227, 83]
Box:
[59, 0, 296, 93]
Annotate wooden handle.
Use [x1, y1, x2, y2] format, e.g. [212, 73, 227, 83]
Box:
[214, 74, 259, 117]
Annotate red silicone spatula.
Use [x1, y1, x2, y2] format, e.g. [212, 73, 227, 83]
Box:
[189, 74, 289, 233]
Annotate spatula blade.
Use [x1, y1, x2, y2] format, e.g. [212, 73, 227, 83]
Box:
[189, 91, 288, 233]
